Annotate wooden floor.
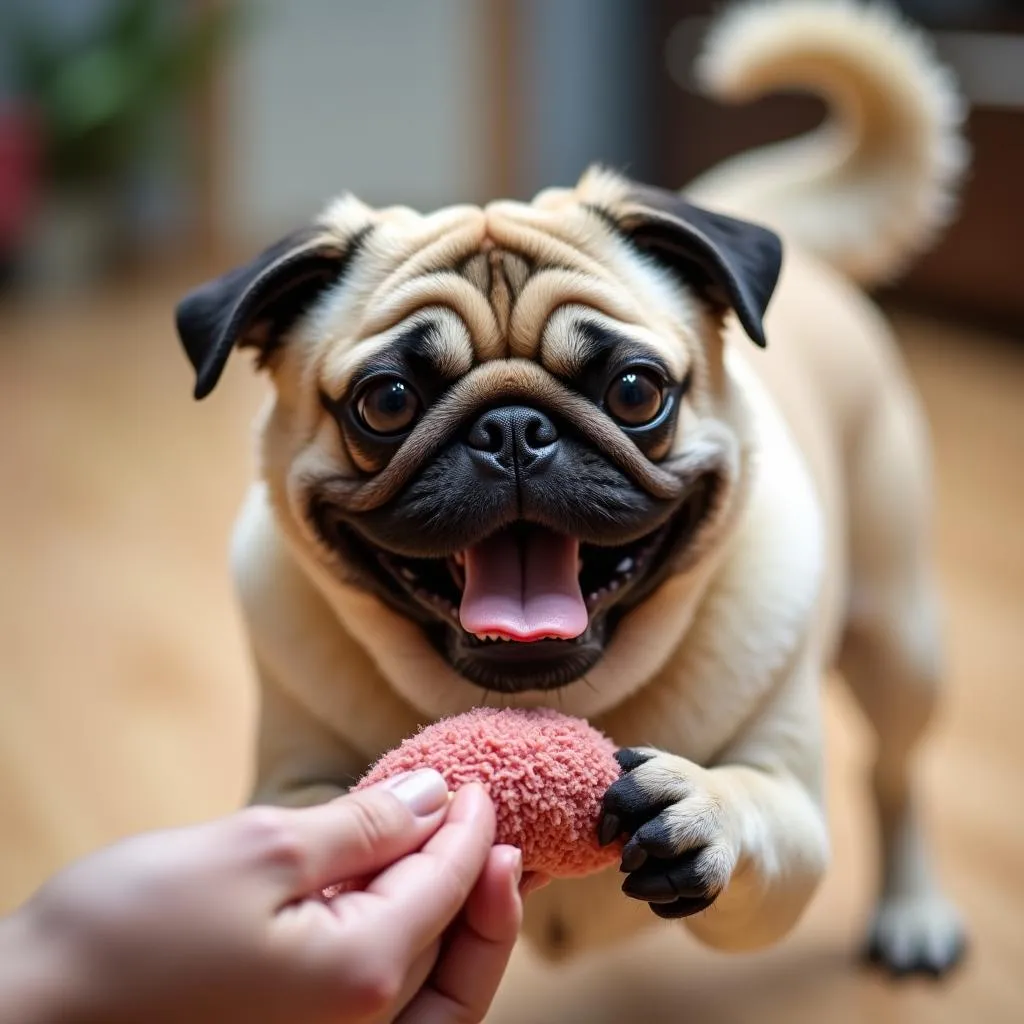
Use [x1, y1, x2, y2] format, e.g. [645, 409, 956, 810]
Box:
[1, 279, 1021, 1021]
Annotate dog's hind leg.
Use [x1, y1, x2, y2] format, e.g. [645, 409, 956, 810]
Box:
[838, 377, 966, 976]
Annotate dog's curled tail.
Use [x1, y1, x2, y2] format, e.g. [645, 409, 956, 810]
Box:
[684, 0, 968, 286]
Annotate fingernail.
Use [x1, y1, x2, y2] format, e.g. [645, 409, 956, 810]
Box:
[507, 847, 524, 885]
[385, 768, 448, 816]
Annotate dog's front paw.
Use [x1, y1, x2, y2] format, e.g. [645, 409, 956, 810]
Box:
[598, 748, 738, 920]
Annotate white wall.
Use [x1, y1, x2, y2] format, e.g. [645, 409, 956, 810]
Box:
[222, 0, 488, 248]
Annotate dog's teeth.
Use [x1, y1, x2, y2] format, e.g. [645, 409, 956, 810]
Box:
[608, 580, 620, 592]
[454, 552, 466, 566]
[616, 557, 634, 574]
[400, 567, 417, 582]
[577, 558, 584, 573]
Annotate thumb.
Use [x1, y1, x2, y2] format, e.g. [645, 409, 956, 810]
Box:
[249, 769, 451, 902]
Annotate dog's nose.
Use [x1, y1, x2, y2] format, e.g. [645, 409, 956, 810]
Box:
[466, 406, 558, 474]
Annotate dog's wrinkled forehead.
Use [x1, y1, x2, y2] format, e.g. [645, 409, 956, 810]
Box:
[175, 167, 781, 400]
[331, 187, 692, 367]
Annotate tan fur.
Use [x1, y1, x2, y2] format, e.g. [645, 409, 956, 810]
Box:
[687, 0, 968, 285]
[224, 0, 965, 975]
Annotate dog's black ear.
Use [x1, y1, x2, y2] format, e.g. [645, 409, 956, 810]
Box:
[175, 227, 361, 399]
[612, 184, 783, 348]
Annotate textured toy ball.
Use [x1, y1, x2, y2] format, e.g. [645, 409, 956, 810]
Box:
[355, 707, 623, 878]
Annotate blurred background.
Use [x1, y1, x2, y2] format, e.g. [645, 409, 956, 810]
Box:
[0, 1, 1021, 1020]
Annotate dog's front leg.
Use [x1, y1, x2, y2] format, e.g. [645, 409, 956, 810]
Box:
[249, 663, 368, 809]
[599, 652, 829, 952]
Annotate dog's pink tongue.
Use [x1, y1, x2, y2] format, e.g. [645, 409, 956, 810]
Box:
[459, 528, 587, 641]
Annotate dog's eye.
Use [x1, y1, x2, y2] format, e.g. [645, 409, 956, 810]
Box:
[605, 368, 664, 426]
[356, 378, 422, 435]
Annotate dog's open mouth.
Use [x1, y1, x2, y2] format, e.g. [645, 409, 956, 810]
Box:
[378, 521, 669, 642]
[314, 473, 718, 691]
[374, 472, 716, 643]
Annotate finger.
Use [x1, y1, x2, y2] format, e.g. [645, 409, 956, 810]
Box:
[397, 844, 523, 1024]
[386, 939, 440, 1021]
[357, 784, 496, 955]
[240, 769, 451, 901]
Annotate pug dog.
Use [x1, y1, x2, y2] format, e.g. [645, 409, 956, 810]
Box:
[175, 0, 968, 977]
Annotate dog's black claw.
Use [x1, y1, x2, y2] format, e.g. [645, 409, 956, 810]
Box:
[614, 748, 654, 773]
[601, 751, 677, 853]
[601, 771, 667, 823]
[648, 894, 718, 920]
[628, 815, 680, 861]
[597, 812, 622, 847]
[619, 841, 647, 873]
[620, 851, 710, 904]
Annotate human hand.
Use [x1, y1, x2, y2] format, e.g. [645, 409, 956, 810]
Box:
[0, 771, 522, 1024]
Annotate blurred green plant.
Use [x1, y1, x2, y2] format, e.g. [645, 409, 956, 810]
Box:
[6, 0, 239, 188]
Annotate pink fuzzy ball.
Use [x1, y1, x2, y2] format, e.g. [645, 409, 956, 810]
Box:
[355, 708, 623, 878]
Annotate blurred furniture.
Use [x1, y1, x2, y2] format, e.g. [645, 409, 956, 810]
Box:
[0, 102, 39, 275]
[0, 0, 235, 291]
